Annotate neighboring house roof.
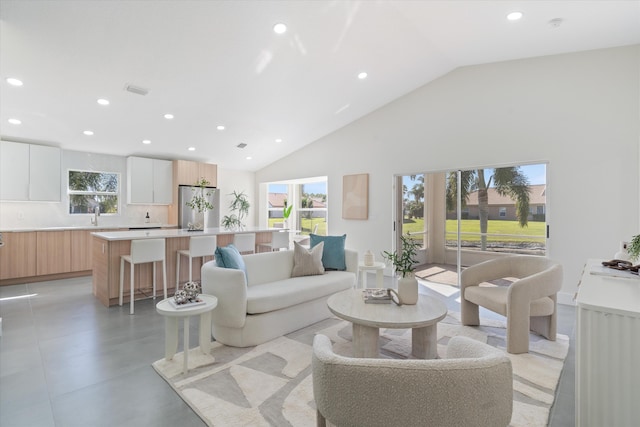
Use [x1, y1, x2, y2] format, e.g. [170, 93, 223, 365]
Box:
[268, 193, 327, 209]
[465, 184, 546, 206]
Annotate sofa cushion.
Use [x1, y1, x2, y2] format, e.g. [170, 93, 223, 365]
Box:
[246, 271, 354, 314]
[292, 241, 325, 277]
[310, 234, 346, 270]
[215, 244, 247, 278]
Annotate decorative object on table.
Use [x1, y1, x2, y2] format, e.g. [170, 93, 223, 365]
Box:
[282, 199, 292, 228]
[170, 281, 205, 309]
[186, 177, 214, 231]
[221, 190, 250, 230]
[362, 288, 393, 304]
[382, 234, 420, 305]
[363, 250, 374, 266]
[601, 259, 639, 274]
[342, 173, 369, 220]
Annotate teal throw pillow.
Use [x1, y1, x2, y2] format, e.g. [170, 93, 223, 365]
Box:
[310, 234, 346, 271]
[215, 244, 247, 278]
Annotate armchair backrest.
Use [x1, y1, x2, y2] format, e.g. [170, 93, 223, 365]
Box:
[312, 334, 513, 427]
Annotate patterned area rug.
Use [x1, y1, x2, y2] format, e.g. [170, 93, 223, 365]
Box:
[152, 315, 569, 427]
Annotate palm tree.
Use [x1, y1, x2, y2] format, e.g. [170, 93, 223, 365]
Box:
[446, 167, 531, 251]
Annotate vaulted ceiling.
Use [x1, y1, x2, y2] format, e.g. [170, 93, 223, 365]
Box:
[2, 1, 639, 171]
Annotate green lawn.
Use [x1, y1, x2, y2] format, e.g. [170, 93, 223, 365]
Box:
[403, 218, 545, 243]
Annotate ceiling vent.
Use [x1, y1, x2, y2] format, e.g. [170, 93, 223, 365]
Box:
[237, 143, 247, 149]
[124, 84, 149, 96]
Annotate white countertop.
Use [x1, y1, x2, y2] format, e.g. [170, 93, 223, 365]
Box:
[92, 226, 278, 241]
[1, 223, 173, 232]
[575, 259, 640, 317]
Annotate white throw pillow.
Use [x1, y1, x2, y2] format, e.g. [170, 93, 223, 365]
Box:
[291, 241, 325, 277]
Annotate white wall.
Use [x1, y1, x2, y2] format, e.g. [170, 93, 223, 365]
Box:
[255, 45, 640, 304]
[217, 167, 256, 228]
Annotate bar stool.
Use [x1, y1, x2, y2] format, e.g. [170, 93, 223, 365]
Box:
[257, 230, 289, 252]
[233, 233, 256, 254]
[176, 235, 217, 287]
[119, 238, 167, 315]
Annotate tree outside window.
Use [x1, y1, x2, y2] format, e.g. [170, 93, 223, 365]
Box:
[68, 170, 119, 214]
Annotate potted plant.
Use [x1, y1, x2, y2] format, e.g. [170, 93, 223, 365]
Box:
[382, 234, 421, 304]
[221, 190, 250, 230]
[185, 177, 213, 230]
[627, 234, 640, 262]
[282, 199, 293, 227]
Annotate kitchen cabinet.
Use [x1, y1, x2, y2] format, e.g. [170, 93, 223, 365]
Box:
[575, 259, 640, 426]
[169, 160, 218, 224]
[71, 229, 109, 272]
[0, 231, 37, 280]
[174, 160, 217, 187]
[127, 156, 173, 204]
[36, 231, 71, 275]
[0, 141, 61, 201]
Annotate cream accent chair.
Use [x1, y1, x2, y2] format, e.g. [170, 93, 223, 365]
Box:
[461, 255, 563, 354]
[312, 334, 513, 427]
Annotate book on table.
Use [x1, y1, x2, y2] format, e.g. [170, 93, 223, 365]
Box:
[362, 288, 392, 304]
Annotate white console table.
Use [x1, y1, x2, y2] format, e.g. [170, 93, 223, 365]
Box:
[575, 259, 640, 427]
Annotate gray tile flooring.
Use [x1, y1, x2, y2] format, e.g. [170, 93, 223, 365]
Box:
[0, 274, 575, 426]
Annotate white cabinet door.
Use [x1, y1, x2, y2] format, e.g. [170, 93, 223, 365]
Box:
[127, 157, 173, 204]
[127, 156, 154, 204]
[29, 145, 61, 201]
[152, 159, 173, 204]
[0, 140, 30, 200]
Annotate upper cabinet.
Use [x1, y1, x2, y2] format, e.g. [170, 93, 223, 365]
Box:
[174, 160, 217, 187]
[0, 141, 61, 201]
[127, 156, 173, 204]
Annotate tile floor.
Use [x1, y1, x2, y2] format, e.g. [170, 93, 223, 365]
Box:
[0, 274, 575, 426]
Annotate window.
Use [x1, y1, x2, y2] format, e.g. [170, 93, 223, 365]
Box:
[68, 170, 119, 214]
[265, 177, 328, 235]
[499, 207, 507, 217]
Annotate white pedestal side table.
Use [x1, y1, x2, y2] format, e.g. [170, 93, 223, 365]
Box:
[358, 261, 386, 288]
[155, 294, 218, 374]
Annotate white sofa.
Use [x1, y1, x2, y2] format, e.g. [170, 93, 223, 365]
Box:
[201, 249, 357, 347]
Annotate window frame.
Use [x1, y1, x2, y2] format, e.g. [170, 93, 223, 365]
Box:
[68, 169, 121, 215]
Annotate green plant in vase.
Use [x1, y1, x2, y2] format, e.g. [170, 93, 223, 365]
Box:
[628, 234, 640, 262]
[221, 190, 250, 229]
[381, 234, 421, 305]
[185, 178, 213, 230]
[282, 199, 293, 227]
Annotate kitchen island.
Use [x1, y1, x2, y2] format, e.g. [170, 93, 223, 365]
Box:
[92, 227, 277, 307]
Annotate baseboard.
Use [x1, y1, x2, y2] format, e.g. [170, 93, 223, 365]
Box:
[557, 291, 576, 306]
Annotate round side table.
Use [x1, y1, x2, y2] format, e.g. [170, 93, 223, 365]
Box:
[156, 294, 218, 374]
[358, 261, 386, 289]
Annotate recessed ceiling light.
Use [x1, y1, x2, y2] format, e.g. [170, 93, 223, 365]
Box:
[8, 118, 22, 125]
[164, 113, 174, 119]
[506, 11, 523, 21]
[246, 156, 252, 160]
[83, 130, 94, 136]
[357, 72, 368, 80]
[97, 98, 110, 106]
[142, 139, 151, 144]
[273, 23, 287, 34]
[275, 138, 283, 143]
[188, 147, 196, 151]
[6, 77, 23, 86]
[548, 18, 563, 28]
[216, 125, 225, 131]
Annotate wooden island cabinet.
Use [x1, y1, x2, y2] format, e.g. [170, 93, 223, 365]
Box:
[92, 227, 273, 307]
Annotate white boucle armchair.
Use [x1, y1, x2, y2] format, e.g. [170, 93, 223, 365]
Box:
[312, 334, 513, 427]
[460, 255, 563, 354]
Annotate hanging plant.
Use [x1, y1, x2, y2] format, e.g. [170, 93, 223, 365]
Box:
[186, 177, 214, 213]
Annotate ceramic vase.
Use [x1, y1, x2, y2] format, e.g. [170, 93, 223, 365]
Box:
[398, 274, 418, 305]
[364, 250, 374, 266]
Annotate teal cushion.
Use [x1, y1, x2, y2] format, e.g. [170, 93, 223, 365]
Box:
[215, 244, 247, 278]
[310, 234, 346, 270]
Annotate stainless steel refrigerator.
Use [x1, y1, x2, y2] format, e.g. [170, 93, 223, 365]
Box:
[178, 185, 220, 229]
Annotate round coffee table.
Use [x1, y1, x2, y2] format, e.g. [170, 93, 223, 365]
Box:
[327, 289, 447, 359]
[156, 294, 218, 374]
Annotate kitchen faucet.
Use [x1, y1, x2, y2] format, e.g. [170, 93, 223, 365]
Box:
[91, 206, 100, 226]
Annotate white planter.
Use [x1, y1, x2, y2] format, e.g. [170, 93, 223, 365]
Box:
[397, 274, 418, 305]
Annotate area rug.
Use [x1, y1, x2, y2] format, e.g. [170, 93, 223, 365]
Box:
[152, 315, 569, 427]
